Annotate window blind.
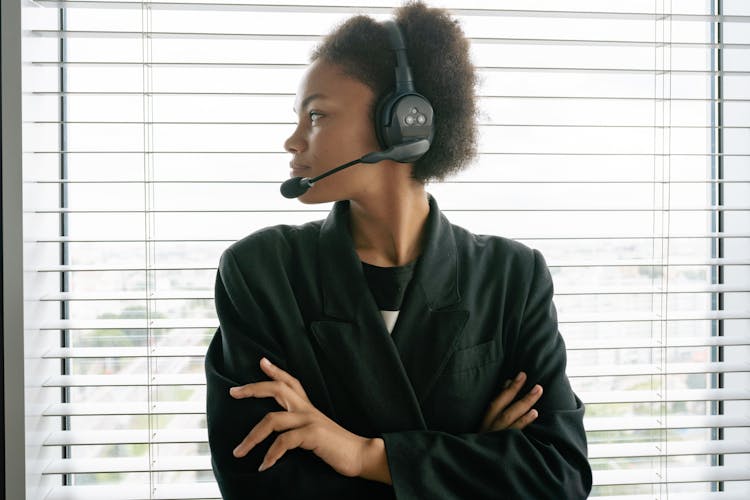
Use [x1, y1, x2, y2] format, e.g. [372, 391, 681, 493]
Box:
[22, 1, 750, 499]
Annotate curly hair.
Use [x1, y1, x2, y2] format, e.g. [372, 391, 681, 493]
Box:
[310, 1, 478, 183]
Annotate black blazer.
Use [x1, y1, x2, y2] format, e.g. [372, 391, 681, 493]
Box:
[205, 195, 592, 499]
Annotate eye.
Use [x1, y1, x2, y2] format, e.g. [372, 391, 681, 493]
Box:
[309, 111, 324, 124]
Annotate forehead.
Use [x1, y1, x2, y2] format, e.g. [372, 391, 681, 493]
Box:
[293, 59, 375, 111]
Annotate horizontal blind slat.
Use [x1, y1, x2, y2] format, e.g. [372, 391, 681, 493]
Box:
[568, 361, 750, 377]
[39, 318, 219, 329]
[43, 374, 206, 387]
[46, 483, 220, 500]
[30, 59, 750, 75]
[28, 91, 750, 103]
[566, 335, 750, 350]
[44, 428, 207, 446]
[25, 179, 750, 184]
[557, 285, 750, 295]
[35, 310, 750, 330]
[584, 415, 750, 432]
[592, 465, 750, 486]
[26, 1, 750, 22]
[35, 284, 750, 301]
[588, 439, 750, 458]
[41, 291, 215, 301]
[30, 233, 750, 243]
[581, 389, 750, 404]
[36, 119, 750, 128]
[43, 346, 207, 358]
[28, 151, 750, 156]
[29, 30, 750, 50]
[40, 334, 750, 358]
[30, 258, 750, 272]
[44, 456, 212, 474]
[48, 460, 750, 482]
[592, 493, 750, 500]
[24, 148, 750, 158]
[40, 392, 750, 417]
[28, 208, 750, 215]
[44, 363, 750, 386]
[43, 402, 204, 416]
[559, 311, 750, 323]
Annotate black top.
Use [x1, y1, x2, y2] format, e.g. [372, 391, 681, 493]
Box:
[361, 260, 418, 311]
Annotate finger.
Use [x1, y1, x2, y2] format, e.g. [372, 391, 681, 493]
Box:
[480, 372, 527, 431]
[233, 411, 304, 458]
[258, 426, 310, 471]
[508, 409, 539, 430]
[259, 358, 309, 400]
[229, 381, 290, 400]
[229, 380, 301, 411]
[491, 384, 543, 430]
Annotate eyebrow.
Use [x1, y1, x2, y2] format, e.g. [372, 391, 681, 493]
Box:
[293, 93, 326, 113]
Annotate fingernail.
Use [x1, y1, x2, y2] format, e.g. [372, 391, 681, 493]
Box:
[532, 385, 542, 395]
[261, 357, 272, 368]
[515, 372, 525, 383]
[233, 446, 242, 457]
[503, 379, 512, 389]
[531, 409, 538, 418]
[258, 462, 267, 472]
[229, 387, 239, 396]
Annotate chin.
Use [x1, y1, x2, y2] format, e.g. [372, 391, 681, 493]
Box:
[297, 190, 343, 205]
[297, 177, 362, 204]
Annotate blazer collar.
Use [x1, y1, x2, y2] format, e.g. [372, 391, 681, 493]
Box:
[318, 194, 460, 320]
[313, 196, 467, 429]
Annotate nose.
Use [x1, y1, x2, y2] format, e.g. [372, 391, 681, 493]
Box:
[284, 123, 306, 154]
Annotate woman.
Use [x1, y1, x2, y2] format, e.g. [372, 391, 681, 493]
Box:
[205, 3, 591, 498]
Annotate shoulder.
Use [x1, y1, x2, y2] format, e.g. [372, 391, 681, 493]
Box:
[220, 219, 324, 272]
[450, 222, 542, 274]
[228, 219, 323, 255]
[448, 222, 553, 301]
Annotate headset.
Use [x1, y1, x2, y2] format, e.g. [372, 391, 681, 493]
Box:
[373, 20, 434, 163]
[280, 20, 435, 198]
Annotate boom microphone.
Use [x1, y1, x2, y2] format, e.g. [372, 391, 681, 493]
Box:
[279, 139, 429, 199]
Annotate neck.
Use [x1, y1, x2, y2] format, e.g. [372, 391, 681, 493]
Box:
[349, 179, 430, 267]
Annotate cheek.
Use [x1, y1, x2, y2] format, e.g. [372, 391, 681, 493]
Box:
[313, 118, 379, 161]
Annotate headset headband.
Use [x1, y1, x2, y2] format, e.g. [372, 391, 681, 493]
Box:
[383, 20, 414, 94]
[373, 19, 434, 160]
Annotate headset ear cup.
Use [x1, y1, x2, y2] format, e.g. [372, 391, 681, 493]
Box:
[374, 91, 396, 149]
[380, 93, 434, 152]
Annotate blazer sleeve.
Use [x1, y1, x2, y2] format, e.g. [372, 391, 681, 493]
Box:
[381, 249, 592, 499]
[205, 248, 388, 500]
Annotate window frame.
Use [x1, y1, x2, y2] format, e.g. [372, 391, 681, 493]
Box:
[2, 0, 27, 499]
[5, 0, 750, 498]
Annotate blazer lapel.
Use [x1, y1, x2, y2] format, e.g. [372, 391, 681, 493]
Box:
[391, 288, 469, 405]
[310, 318, 426, 432]
[309, 196, 470, 430]
[391, 195, 470, 404]
[310, 202, 426, 432]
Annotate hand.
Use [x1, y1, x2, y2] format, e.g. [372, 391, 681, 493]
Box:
[230, 358, 390, 483]
[479, 372, 542, 432]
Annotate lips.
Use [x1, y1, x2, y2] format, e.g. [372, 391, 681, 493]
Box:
[289, 161, 311, 177]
